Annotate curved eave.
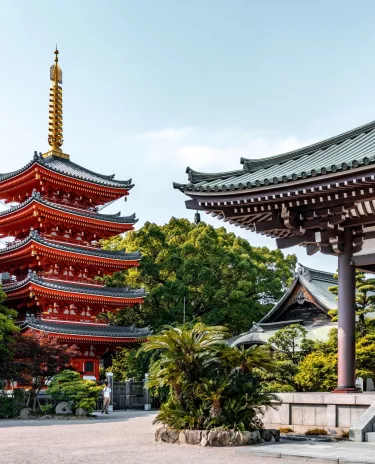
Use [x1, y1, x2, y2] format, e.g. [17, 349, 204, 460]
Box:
[175, 120, 375, 195]
[5, 277, 145, 304]
[0, 195, 137, 228]
[22, 327, 147, 344]
[0, 236, 140, 266]
[0, 158, 133, 192]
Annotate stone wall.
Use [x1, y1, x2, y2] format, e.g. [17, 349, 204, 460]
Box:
[262, 392, 375, 433]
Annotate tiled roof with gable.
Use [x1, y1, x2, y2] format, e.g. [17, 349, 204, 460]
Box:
[174, 120, 375, 193]
[260, 264, 337, 323]
[0, 153, 133, 189]
[21, 316, 150, 338]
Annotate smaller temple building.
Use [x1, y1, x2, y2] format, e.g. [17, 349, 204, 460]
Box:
[228, 264, 337, 348]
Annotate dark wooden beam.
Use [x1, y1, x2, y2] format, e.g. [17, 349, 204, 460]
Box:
[254, 219, 288, 233]
[276, 232, 315, 249]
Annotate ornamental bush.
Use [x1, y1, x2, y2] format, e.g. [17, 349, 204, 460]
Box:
[142, 323, 277, 431]
[47, 370, 101, 415]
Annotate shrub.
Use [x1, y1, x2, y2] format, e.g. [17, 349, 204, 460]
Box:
[279, 427, 294, 433]
[40, 403, 55, 415]
[0, 396, 13, 418]
[47, 370, 101, 415]
[305, 428, 328, 436]
[0, 390, 26, 418]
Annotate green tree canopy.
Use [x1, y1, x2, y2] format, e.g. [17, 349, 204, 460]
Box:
[328, 270, 375, 335]
[100, 218, 296, 334]
[0, 286, 18, 363]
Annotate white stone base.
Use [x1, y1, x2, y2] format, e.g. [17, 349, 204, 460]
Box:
[262, 392, 375, 433]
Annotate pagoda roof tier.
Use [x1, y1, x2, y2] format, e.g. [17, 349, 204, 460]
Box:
[0, 153, 133, 203]
[21, 316, 150, 344]
[0, 190, 136, 237]
[4, 273, 145, 305]
[0, 230, 140, 270]
[174, 120, 375, 256]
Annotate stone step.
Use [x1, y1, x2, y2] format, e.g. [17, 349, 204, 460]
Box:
[365, 431, 375, 442]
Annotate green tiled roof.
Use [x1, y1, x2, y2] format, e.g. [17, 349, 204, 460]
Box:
[174, 120, 375, 193]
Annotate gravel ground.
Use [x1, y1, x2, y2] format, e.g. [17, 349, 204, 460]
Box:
[0, 411, 329, 464]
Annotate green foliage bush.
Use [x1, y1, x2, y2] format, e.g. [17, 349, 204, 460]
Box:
[142, 323, 277, 431]
[47, 370, 101, 414]
[0, 389, 26, 418]
[40, 403, 55, 415]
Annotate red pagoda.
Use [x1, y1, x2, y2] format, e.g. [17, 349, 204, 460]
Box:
[0, 49, 148, 379]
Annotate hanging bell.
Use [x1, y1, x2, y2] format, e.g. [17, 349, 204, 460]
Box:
[194, 211, 201, 225]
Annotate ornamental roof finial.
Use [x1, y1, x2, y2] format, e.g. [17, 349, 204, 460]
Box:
[43, 47, 69, 159]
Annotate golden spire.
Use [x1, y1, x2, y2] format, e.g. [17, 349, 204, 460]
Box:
[43, 47, 69, 159]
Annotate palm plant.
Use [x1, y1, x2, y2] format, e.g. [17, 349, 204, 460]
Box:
[143, 323, 276, 431]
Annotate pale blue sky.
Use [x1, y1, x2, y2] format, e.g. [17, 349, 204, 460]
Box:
[1, 0, 375, 271]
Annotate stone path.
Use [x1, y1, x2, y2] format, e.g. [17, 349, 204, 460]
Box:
[0, 410, 355, 464]
[243, 439, 375, 463]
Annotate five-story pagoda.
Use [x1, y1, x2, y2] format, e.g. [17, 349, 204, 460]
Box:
[0, 49, 148, 379]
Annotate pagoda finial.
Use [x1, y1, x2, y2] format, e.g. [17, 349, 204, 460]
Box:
[43, 47, 69, 159]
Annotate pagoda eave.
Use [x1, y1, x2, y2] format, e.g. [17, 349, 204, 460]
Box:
[0, 158, 132, 204]
[0, 236, 140, 272]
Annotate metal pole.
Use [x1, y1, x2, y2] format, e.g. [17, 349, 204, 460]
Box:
[335, 228, 357, 392]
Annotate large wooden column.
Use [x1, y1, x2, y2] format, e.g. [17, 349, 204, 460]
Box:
[335, 228, 358, 392]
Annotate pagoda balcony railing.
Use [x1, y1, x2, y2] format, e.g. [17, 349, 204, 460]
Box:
[45, 197, 98, 213]
[41, 314, 95, 323]
[3, 235, 101, 249]
[42, 235, 101, 248]
[39, 273, 101, 285]
[1, 274, 103, 287]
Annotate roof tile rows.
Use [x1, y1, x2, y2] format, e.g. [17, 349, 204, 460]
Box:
[0, 153, 133, 189]
[174, 120, 375, 193]
[21, 315, 150, 338]
[0, 190, 137, 224]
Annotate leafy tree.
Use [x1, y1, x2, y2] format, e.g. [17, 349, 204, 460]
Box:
[328, 270, 375, 336]
[268, 324, 315, 364]
[9, 333, 79, 411]
[294, 328, 375, 391]
[47, 370, 101, 414]
[256, 324, 316, 392]
[294, 351, 338, 391]
[100, 218, 296, 334]
[142, 323, 277, 431]
[110, 347, 159, 381]
[0, 286, 18, 363]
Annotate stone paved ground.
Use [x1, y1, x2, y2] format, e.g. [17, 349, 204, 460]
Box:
[0, 410, 332, 464]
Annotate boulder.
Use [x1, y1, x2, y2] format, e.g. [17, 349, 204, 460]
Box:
[178, 431, 187, 445]
[184, 430, 202, 445]
[75, 408, 86, 416]
[260, 429, 274, 442]
[267, 429, 280, 442]
[229, 430, 242, 446]
[207, 428, 231, 447]
[55, 401, 73, 415]
[241, 430, 261, 445]
[19, 408, 33, 419]
[155, 427, 179, 443]
[200, 431, 209, 447]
